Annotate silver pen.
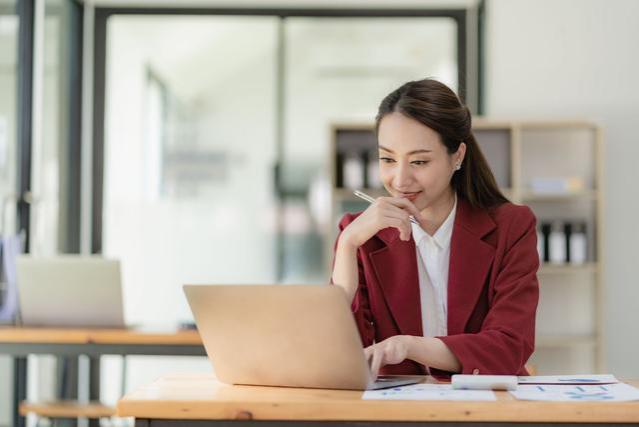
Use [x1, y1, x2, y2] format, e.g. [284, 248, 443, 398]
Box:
[353, 190, 419, 225]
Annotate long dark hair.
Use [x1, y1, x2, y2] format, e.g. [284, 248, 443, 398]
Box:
[375, 78, 508, 209]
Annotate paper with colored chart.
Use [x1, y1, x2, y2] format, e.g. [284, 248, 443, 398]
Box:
[511, 383, 639, 402]
[517, 374, 618, 385]
[362, 383, 496, 401]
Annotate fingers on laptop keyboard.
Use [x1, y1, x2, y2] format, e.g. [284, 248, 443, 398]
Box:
[368, 349, 383, 381]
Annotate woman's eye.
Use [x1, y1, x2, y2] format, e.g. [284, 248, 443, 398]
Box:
[379, 157, 395, 163]
[411, 160, 429, 166]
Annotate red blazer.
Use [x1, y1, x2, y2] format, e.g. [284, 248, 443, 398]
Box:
[335, 197, 539, 377]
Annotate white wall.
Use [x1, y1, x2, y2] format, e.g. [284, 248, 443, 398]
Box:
[485, 0, 639, 377]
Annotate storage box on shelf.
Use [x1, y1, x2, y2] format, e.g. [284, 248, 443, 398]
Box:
[328, 119, 604, 375]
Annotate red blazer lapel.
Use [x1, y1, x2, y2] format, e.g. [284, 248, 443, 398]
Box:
[366, 197, 497, 340]
[448, 198, 496, 335]
[369, 228, 423, 338]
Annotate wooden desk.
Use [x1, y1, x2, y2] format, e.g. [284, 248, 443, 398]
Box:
[118, 374, 639, 426]
[0, 327, 205, 427]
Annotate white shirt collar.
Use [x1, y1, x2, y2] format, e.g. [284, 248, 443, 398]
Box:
[411, 195, 457, 250]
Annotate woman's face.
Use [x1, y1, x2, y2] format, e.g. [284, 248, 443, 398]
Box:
[377, 112, 465, 211]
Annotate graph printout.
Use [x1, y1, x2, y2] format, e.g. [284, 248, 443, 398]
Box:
[511, 383, 639, 402]
[362, 384, 496, 401]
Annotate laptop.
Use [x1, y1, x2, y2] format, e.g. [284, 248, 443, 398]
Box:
[183, 284, 423, 390]
[16, 256, 125, 328]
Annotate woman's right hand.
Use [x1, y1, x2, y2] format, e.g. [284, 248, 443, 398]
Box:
[340, 197, 423, 248]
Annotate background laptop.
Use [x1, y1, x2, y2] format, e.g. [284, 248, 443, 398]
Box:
[183, 284, 422, 390]
[16, 256, 125, 328]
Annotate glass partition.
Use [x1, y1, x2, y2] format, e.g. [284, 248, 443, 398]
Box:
[0, 2, 18, 424]
[104, 15, 280, 326]
[0, 1, 18, 235]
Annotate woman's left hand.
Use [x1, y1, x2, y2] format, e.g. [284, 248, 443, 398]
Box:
[364, 335, 413, 379]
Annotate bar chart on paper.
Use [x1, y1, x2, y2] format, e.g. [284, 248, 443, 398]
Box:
[511, 383, 639, 402]
[362, 384, 496, 401]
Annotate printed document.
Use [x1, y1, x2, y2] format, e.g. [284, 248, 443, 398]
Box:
[517, 374, 618, 385]
[362, 383, 495, 401]
[511, 383, 639, 402]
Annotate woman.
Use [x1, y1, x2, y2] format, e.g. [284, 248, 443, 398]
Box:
[332, 78, 539, 379]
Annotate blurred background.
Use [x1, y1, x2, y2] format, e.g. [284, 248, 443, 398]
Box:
[1, 0, 638, 426]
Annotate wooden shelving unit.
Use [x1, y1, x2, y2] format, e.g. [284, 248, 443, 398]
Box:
[538, 263, 599, 275]
[520, 190, 598, 202]
[328, 119, 604, 375]
[536, 335, 598, 348]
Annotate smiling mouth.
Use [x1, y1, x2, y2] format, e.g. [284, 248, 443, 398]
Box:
[396, 191, 422, 201]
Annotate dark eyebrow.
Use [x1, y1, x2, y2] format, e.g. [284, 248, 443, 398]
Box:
[379, 145, 432, 155]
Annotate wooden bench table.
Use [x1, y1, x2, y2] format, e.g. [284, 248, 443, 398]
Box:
[0, 327, 204, 427]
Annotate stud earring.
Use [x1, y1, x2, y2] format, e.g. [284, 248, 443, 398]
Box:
[455, 163, 461, 171]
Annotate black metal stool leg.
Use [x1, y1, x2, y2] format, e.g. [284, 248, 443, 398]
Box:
[57, 356, 79, 427]
[13, 356, 27, 427]
[88, 356, 101, 427]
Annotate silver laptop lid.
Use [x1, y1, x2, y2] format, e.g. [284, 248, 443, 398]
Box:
[184, 284, 373, 390]
[16, 256, 125, 328]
